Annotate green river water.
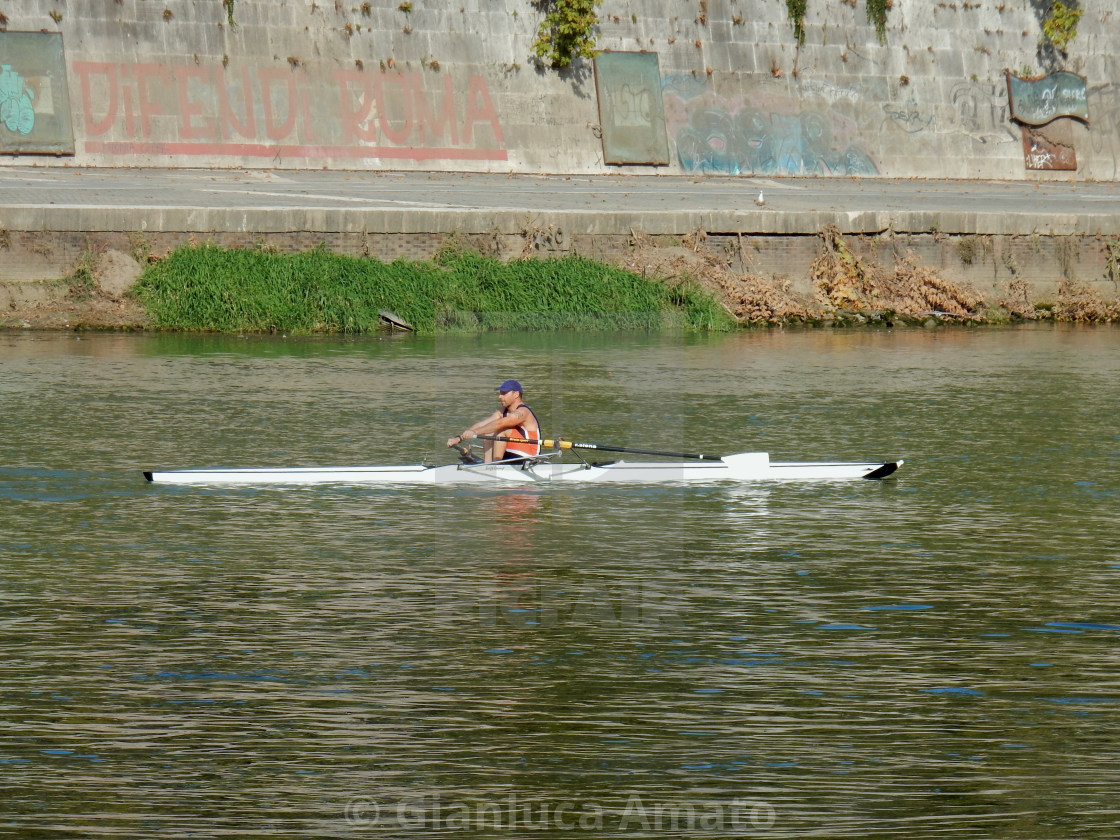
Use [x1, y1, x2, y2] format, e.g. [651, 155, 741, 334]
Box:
[1, 325, 1118, 838]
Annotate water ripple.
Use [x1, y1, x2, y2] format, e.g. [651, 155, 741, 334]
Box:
[2, 328, 1119, 837]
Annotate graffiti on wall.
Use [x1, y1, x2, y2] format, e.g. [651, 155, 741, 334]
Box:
[1006, 70, 1088, 127]
[593, 52, 669, 165]
[0, 64, 34, 135]
[1087, 83, 1120, 180]
[1005, 71, 1087, 171]
[72, 61, 506, 162]
[662, 76, 877, 176]
[0, 32, 74, 155]
[949, 80, 1017, 144]
[1022, 121, 1076, 170]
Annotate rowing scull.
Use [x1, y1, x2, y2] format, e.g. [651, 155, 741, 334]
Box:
[143, 452, 902, 486]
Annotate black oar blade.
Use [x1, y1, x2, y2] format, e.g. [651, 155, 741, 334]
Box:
[863, 461, 900, 480]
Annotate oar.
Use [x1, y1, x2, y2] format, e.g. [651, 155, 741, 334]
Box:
[450, 442, 482, 464]
[472, 434, 723, 461]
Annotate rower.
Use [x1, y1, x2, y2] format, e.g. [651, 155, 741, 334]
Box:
[447, 379, 542, 463]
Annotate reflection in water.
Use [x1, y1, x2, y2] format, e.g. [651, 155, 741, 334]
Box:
[1, 327, 1118, 838]
[483, 490, 544, 631]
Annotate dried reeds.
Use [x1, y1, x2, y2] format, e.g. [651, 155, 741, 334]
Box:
[1051, 278, 1120, 322]
[811, 226, 983, 319]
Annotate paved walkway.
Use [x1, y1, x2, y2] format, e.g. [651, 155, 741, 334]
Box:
[2, 166, 1119, 236]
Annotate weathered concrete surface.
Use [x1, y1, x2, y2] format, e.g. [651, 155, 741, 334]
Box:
[0, 280, 67, 310]
[0, 0, 1117, 179]
[6, 167, 1120, 237]
[95, 249, 144, 298]
[3, 167, 1120, 306]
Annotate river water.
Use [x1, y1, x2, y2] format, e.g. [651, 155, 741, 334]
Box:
[2, 325, 1118, 839]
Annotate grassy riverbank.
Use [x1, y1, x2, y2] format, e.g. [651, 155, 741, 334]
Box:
[132, 245, 734, 334]
[7, 237, 1118, 333]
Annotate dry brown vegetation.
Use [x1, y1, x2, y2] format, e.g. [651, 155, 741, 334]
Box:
[622, 226, 1120, 326]
[810, 226, 984, 319]
[624, 226, 990, 325]
[622, 232, 822, 324]
[1052, 278, 1120, 322]
[997, 277, 1038, 319]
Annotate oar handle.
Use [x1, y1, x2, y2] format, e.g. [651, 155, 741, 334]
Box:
[472, 434, 721, 461]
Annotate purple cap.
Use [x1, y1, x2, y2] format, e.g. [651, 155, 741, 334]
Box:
[497, 379, 523, 393]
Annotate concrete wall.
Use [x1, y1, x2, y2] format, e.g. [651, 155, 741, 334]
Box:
[0, 0, 1117, 180]
[4, 223, 1113, 312]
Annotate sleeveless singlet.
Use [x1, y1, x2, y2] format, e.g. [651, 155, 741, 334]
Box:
[502, 403, 541, 458]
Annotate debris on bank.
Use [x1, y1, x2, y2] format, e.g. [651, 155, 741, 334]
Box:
[623, 225, 1120, 326]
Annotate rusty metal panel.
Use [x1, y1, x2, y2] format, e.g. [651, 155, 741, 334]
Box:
[1006, 70, 1088, 127]
[0, 31, 74, 155]
[1022, 121, 1077, 171]
[593, 51, 669, 166]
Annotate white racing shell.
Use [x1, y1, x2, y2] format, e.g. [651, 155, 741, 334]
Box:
[144, 452, 902, 486]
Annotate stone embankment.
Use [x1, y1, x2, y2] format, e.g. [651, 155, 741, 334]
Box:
[2, 0, 1119, 327]
[3, 169, 1120, 330]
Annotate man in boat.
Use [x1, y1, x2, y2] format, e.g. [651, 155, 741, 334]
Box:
[447, 379, 542, 463]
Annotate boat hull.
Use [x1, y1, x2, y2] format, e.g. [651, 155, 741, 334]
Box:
[143, 453, 901, 486]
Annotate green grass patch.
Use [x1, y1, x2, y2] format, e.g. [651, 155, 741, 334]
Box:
[132, 245, 734, 333]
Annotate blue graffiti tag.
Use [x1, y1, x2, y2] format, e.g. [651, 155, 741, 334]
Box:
[674, 105, 876, 176]
[0, 64, 36, 135]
